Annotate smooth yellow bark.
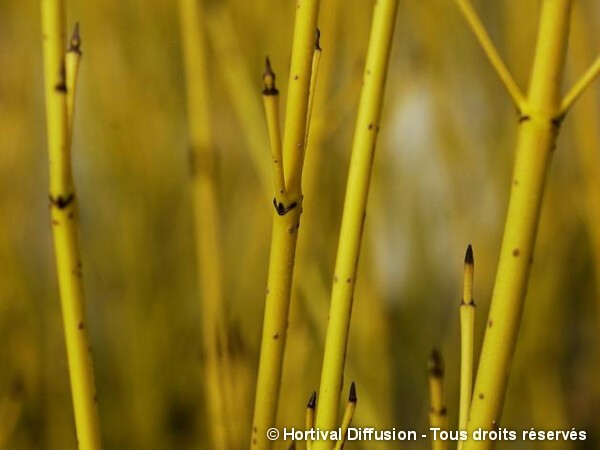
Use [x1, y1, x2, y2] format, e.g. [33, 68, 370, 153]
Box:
[251, 2, 320, 449]
[464, 2, 572, 449]
[428, 350, 449, 450]
[312, 1, 399, 447]
[251, 207, 303, 450]
[458, 245, 475, 448]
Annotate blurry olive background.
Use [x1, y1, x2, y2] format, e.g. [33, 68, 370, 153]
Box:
[1, 0, 599, 448]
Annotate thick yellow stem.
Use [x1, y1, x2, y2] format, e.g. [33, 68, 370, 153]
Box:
[251, 206, 303, 450]
[464, 2, 572, 449]
[250, 2, 320, 449]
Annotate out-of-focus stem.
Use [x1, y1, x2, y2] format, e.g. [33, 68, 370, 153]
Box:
[178, 0, 230, 448]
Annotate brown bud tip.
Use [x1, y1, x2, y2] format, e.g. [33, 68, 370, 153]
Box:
[265, 56, 273, 75]
[68, 22, 82, 54]
[262, 56, 278, 95]
[465, 244, 474, 265]
[349, 382, 357, 403]
[307, 391, 317, 409]
[428, 349, 444, 377]
[315, 28, 322, 51]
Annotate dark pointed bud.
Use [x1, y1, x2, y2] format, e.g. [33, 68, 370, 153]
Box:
[262, 56, 278, 95]
[465, 244, 474, 265]
[68, 22, 82, 54]
[307, 391, 317, 409]
[349, 382, 357, 403]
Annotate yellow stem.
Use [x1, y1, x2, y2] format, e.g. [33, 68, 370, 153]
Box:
[458, 245, 475, 450]
[464, 2, 572, 450]
[305, 30, 322, 148]
[560, 53, 600, 115]
[454, 0, 526, 110]
[250, 2, 320, 447]
[251, 207, 303, 450]
[333, 383, 357, 450]
[281, 0, 321, 194]
[65, 22, 81, 137]
[306, 391, 316, 450]
[428, 350, 449, 450]
[312, 1, 399, 447]
[178, 0, 230, 448]
[41, 0, 102, 449]
[262, 58, 286, 197]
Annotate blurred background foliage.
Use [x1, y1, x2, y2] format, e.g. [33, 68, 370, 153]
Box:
[1, 0, 599, 448]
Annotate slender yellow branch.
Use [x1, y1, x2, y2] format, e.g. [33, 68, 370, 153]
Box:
[312, 2, 399, 447]
[178, 0, 231, 448]
[65, 22, 81, 136]
[305, 29, 322, 147]
[458, 245, 475, 450]
[250, 1, 320, 449]
[428, 350, 449, 450]
[333, 383, 357, 450]
[262, 58, 286, 197]
[560, 53, 600, 115]
[306, 391, 317, 450]
[64, 23, 82, 236]
[464, 2, 573, 450]
[454, 0, 526, 110]
[41, 1, 102, 449]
